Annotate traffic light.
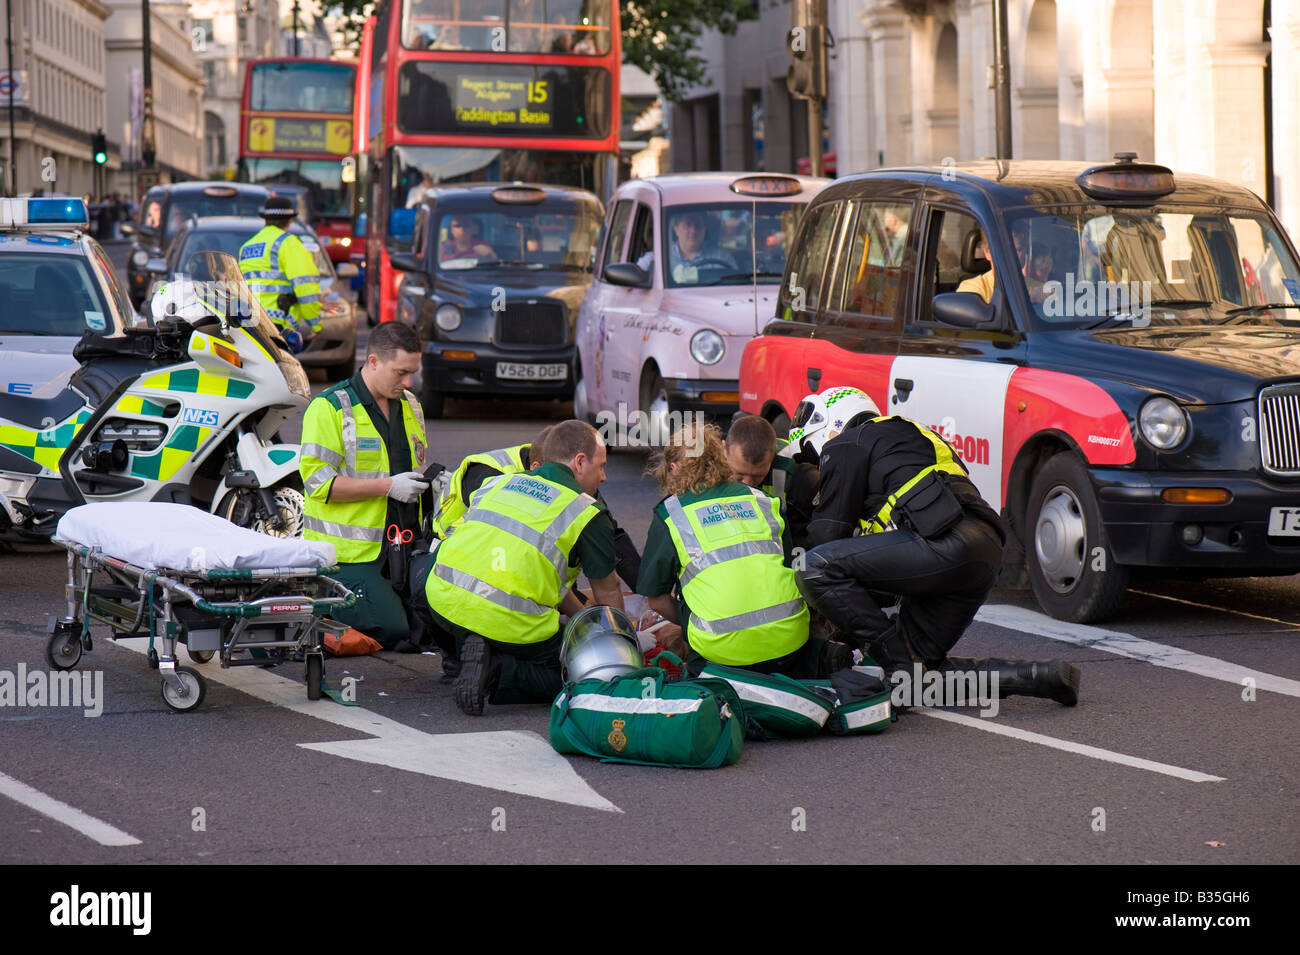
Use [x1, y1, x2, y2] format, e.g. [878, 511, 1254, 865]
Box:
[786, 0, 827, 100]
[92, 129, 107, 166]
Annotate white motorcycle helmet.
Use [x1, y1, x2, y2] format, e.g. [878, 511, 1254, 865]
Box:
[784, 386, 881, 458]
[147, 278, 223, 324]
[560, 605, 644, 683]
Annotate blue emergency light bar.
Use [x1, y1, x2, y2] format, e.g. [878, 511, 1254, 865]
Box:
[0, 197, 90, 229]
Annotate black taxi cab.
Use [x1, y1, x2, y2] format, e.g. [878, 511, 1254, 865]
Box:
[739, 155, 1300, 623]
[389, 182, 604, 418]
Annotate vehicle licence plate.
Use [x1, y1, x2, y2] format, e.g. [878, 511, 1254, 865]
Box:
[1267, 507, 1300, 536]
[496, 362, 567, 381]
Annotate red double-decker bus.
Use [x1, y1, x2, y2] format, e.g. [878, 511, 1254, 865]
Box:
[358, 0, 621, 323]
[238, 58, 359, 263]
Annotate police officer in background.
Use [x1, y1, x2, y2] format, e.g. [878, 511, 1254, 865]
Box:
[792, 387, 1080, 706]
[238, 195, 322, 352]
[421, 420, 624, 715]
[299, 323, 430, 651]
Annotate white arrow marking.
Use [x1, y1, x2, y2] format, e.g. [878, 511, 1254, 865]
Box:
[0, 770, 143, 846]
[976, 604, 1300, 699]
[112, 638, 620, 813]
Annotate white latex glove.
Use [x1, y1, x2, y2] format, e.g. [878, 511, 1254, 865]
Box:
[387, 471, 429, 503]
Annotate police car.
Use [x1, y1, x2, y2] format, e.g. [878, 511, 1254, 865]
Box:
[740, 155, 1300, 622]
[575, 173, 828, 441]
[0, 197, 137, 399]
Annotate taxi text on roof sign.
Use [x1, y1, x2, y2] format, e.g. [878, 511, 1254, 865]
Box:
[730, 176, 804, 197]
[0, 197, 89, 230]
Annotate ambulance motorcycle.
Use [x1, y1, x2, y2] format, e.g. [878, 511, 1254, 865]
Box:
[0, 252, 310, 543]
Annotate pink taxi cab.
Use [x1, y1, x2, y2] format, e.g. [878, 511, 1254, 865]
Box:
[574, 172, 829, 439]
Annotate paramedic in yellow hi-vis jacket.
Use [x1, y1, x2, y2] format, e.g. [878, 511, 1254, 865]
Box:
[637, 421, 846, 679]
[238, 195, 322, 352]
[299, 322, 429, 651]
[420, 420, 625, 715]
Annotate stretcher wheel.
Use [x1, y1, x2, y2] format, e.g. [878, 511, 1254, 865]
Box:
[45, 626, 82, 671]
[161, 667, 206, 712]
[187, 648, 215, 664]
[147, 647, 159, 669]
[306, 653, 324, 701]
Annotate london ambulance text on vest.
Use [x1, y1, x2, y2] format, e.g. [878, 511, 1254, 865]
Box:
[698, 500, 758, 526]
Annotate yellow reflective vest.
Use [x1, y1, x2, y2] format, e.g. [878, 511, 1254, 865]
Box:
[425, 472, 601, 645]
[661, 484, 808, 666]
[430, 444, 527, 538]
[237, 224, 323, 334]
[300, 382, 427, 564]
[859, 415, 968, 534]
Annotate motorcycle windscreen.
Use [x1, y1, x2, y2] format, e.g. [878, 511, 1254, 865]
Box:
[184, 251, 291, 354]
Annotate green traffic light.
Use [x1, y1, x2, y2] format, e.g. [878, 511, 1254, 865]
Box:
[94, 151, 107, 165]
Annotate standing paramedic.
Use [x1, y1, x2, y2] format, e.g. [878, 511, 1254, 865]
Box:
[420, 420, 624, 716]
[238, 195, 322, 352]
[300, 323, 430, 651]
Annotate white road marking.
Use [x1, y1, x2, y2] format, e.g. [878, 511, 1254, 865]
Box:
[0, 770, 142, 846]
[113, 638, 620, 813]
[916, 710, 1226, 783]
[976, 604, 1300, 699]
[1128, 589, 1300, 629]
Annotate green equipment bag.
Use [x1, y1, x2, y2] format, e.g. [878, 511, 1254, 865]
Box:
[804, 670, 895, 736]
[550, 658, 745, 769]
[699, 662, 836, 738]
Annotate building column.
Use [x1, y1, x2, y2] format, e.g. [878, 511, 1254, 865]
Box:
[864, 1, 911, 166]
[830, 0, 873, 175]
[1271, 0, 1300, 235]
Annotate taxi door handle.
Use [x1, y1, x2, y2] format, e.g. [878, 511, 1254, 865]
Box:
[806, 367, 822, 392]
[893, 377, 914, 404]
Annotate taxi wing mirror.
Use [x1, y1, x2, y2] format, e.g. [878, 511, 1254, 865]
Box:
[389, 252, 423, 273]
[603, 262, 651, 289]
[144, 257, 168, 276]
[932, 291, 995, 328]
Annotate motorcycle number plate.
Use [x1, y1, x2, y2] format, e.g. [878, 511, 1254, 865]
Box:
[1266, 507, 1300, 536]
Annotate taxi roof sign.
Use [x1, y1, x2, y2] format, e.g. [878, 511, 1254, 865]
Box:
[730, 175, 804, 197]
[1076, 155, 1175, 201]
[0, 197, 89, 230]
[491, 185, 547, 205]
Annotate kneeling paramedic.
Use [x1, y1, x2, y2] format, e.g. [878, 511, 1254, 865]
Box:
[300, 323, 430, 650]
[638, 421, 843, 678]
[793, 387, 1080, 705]
[238, 195, 322, 352]
[421, 420, 625, 715]
[432, 427, 643, 590]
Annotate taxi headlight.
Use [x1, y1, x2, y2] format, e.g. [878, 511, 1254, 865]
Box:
[131, 249, 149, 267]
[435, 304, 462, 331]
[690, 329, 725, 366]
[1139, 396, 1188, 450]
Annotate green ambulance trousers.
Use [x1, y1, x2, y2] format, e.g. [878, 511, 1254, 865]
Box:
[329, 556, 412, 650]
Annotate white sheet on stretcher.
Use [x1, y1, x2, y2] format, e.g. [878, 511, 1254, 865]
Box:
[56, 503, 336, 573]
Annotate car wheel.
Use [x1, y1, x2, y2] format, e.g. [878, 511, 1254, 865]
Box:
[1024, 453, 1129, 623]
[639, 365, 671, 448]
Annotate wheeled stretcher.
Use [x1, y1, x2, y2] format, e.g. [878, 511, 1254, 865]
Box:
[47, 503, 356, 712]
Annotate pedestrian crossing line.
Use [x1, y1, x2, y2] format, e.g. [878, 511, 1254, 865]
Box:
[916, 710, 1226, 783]
[976, 604, 1300, 699]
[1128, 589, 1300, 629]
[0, 770, 142, 846]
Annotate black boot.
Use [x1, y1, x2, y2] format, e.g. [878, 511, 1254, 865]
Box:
[942, 657, 1081, 707]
